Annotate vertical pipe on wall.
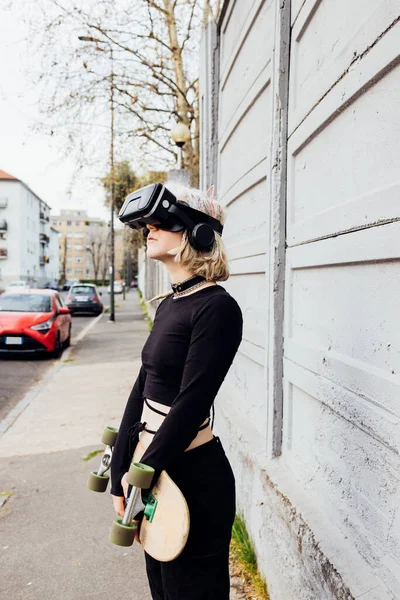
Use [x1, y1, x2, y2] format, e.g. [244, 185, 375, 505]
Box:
[266, 0, 291, 458]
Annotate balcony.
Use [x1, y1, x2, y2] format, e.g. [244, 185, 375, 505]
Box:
[40, 212, 46, 223]
[39, 255, 49, 266]
[0, 219, 7, 231]
[0, 248, 7, 259]
[40, 233, 50, 244]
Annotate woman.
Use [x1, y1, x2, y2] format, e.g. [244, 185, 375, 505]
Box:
[110, 181, 243, 600]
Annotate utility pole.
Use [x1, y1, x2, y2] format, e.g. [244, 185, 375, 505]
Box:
[109, 45, 115, 322]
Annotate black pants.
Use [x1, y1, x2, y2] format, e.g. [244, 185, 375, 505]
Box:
[144, 437, 236, 600]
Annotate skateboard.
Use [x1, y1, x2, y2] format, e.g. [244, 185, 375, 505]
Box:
[88, 427, 190, 562]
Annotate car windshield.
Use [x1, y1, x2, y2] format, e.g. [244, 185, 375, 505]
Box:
[72, 286, 95, 295]
[0, 294, 52, 313]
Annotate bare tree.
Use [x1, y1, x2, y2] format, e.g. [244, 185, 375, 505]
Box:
[86, 228, 107, 281]
[23, 0, 221, 187]
[101, 229, 111, 286]
[60, 233, 68, 286]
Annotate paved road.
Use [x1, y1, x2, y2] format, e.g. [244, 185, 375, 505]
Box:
[0, 287, 114, 424]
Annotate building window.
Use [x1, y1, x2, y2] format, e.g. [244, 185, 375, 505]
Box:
[75, 244, 83, 250]
[67, 268, 72, 275]
[76, 257, 82, 263]
[67, 244, 72, 250]
[76, 268, 83, 275]
[74, 233, 84, 238]
[75, 221, 80, 226]
[67, 220, 72, 226]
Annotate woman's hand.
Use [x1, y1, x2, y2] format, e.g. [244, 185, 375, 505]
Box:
[112, 494, 125, 517]
[112, 472, 141, 544]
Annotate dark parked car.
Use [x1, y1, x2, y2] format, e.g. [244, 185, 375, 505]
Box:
[66, 284, 103, 316]
[62, 279, 80, 292]
[43, 280, 59, 291]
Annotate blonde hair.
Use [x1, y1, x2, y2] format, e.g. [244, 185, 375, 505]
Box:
[149, 181, 229, 303]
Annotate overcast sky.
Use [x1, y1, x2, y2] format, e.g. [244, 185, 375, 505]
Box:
[0, 3, 110, 220]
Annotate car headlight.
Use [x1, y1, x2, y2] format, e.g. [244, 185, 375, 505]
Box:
[30, 318, 53, 333]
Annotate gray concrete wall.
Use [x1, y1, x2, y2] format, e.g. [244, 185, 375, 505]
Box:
[200, 1, 400, 599]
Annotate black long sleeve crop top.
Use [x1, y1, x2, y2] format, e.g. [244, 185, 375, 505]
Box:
[110, 284, 243, 496]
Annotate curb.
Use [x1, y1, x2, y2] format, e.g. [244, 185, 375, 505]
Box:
[0, 311, 105, 439]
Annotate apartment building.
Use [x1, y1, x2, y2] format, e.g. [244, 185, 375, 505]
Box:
[0, 169, 59, 289]
[51, 210, 124, 282]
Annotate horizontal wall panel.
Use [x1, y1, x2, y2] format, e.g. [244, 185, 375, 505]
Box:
[288, 182, 400, 246]
[219, 87, 271, 199]
[221, 157, 267, 207]
[229, 253, 266, 275]
[220, 61, 272, 151]
[291, 0, 314, 26]
[282, 382, 399, 564]
[226, 272, 268, 352]
[287, 59, 400, 236]
[286, 338, 399, 431]
[220, 0, 268, 85]
[285, 351, 399, 453]
[223, 178, 270, 244]
[289, 0, 399, 133]
[287, 221, 400, 269]
[221, 364, 268, 443]
[286, 254, 400, 375]
[219, 0, 274, 139]
[228, 236, 268, 262]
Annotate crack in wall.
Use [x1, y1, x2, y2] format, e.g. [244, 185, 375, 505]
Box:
[289, 216, 400, 248]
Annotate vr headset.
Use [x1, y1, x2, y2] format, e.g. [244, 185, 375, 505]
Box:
[118, 183, 223, 252]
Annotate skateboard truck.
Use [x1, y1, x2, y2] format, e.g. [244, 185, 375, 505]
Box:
[143, 493, 158, 523]
[87, 426, 162, 549]
[87, 426, 119, 493]
[110, 461, 155, 547]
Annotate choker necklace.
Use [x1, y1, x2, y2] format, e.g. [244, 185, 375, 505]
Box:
[171, 275, 207, 297]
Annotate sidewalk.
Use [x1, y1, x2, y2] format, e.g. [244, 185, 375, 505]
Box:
[0, 292, 151, 600]
[0, 291, 246, 600]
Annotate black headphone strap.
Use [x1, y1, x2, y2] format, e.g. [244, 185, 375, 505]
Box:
[168, 203, 223, 235]
[168, 204, 196, 231]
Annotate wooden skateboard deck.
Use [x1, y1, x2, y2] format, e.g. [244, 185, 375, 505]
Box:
[132, 441, 190, 562]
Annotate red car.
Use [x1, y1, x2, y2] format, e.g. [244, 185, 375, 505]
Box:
[0, 289, 72, 358]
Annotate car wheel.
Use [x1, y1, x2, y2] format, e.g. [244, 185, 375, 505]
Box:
[64, 325, 71, 348]
[51, 333, 63, 359]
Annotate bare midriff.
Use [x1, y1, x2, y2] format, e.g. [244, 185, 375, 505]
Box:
[138, 398, 213, 452]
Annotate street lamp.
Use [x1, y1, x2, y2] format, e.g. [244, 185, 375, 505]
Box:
[78, 35, 116, 323]
[170, 122, 191, 169]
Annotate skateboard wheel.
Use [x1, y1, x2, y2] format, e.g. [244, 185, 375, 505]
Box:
[109, 518, 137, 547]
[101, 426, 118, 447]
[127, 462, 155, 489]
[87, 471, 109, 493]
